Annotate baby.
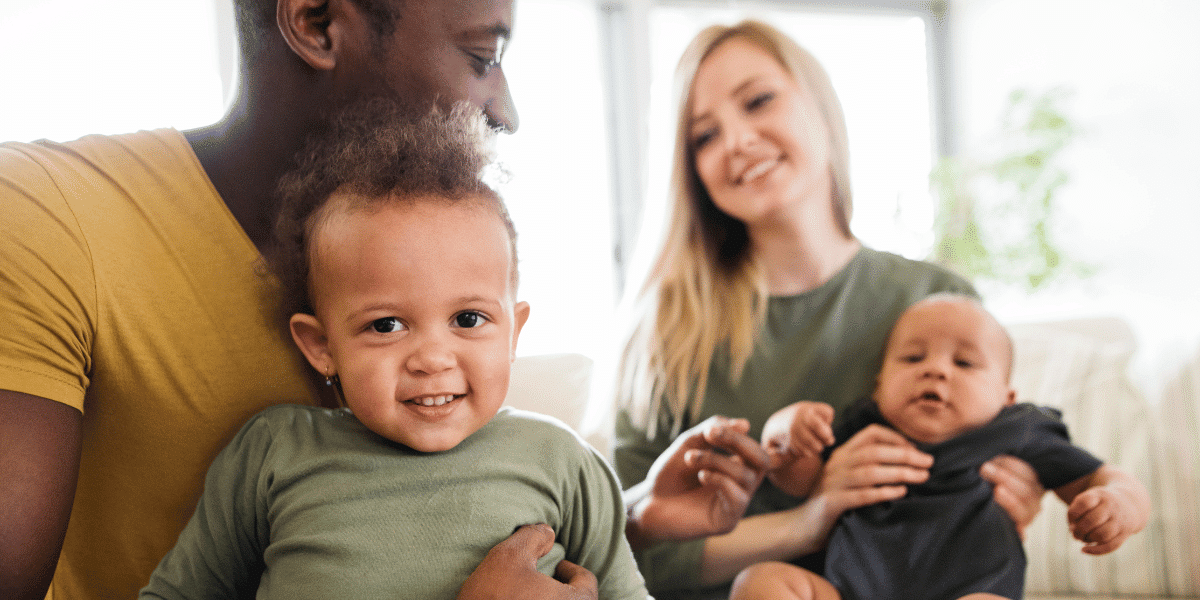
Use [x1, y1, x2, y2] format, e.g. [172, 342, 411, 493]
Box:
[733, 293, 1150, 600]
[140, 103, 649, 600]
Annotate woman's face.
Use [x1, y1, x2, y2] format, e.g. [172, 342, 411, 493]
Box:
[688, 37, 832, 228]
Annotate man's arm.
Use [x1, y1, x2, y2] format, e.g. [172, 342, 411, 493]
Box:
[622, 416, 772, 551]
[0, 390, 83, 600]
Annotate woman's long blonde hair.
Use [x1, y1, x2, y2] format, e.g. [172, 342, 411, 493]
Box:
[617, 20, 854, 436]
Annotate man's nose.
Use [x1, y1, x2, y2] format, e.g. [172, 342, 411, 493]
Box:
[485, 72, 519, 133]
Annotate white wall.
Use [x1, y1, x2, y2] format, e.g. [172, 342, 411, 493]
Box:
[949, 0, 1200, 396]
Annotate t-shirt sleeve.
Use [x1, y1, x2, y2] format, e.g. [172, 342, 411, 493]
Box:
[561, 435, 652, 599]
[140, 412, 275, 599]
[0, 144, 96, 409]
[1015, 406, 1104, 490]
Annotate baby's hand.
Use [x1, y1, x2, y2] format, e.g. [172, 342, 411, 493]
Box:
[1066, 485, 1143, 555]
[762, 401, 835, 464]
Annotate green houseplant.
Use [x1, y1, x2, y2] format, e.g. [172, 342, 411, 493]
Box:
[930, 87, 1093, 291]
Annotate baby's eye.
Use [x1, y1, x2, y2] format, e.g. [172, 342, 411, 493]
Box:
[371, 317, 403, 334]
[900, 354, 924, 363]
[453, 311, 487, 329]
[955, 358, 975, 368]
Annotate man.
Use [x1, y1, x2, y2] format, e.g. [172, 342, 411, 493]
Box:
[0, 1, 594, 598]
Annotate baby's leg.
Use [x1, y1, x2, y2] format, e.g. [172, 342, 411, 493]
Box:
[730, 561, 840, 600]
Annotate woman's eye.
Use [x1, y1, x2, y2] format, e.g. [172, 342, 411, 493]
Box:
[746, 91, 775, 111]
[454, 311, 487, 329]
[692, 128, 717, 150]
[371, 317, 402, 333]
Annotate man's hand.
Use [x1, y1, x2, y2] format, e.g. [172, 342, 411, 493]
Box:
[625, 416, 771, 550]
[457, 524, 597, 600]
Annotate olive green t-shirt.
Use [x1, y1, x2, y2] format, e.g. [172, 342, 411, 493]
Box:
[614, 246, 975, 598]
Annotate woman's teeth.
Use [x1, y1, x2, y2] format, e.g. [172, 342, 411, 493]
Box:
[741, 158, 778, 183]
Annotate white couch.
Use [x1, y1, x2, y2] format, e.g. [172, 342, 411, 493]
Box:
[504, 317, 1200, 600]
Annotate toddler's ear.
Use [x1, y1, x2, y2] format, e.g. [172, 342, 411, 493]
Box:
[290, 313, 334, 375]
[510, 301, 531, 361]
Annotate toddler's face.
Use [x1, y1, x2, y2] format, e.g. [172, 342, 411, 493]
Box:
[874, 297, 1015, 445]
[298, 196, 527, 453]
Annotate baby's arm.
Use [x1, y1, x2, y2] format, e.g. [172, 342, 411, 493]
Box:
[761, 402, 836, 498]
[1053, 464, 1151, 555]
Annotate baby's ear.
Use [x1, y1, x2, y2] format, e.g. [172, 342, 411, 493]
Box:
[290, 313, 334, 375]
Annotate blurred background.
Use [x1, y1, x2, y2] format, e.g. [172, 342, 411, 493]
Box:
[4, 0, 1197, 402]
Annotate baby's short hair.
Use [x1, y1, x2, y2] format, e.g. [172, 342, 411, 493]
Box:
[269, 99, 517, 320]
[890, 293, 1015, 382]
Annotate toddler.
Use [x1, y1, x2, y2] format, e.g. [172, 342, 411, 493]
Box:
[140, 103, 649, 600]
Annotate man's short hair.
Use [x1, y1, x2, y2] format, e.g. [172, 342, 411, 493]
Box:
[233, 0, 400, 58]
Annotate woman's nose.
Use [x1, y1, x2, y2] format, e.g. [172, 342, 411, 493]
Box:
[723, 117, 759, 153]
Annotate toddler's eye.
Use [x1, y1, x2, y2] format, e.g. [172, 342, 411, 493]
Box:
[901, 354, 924, 363]
[371, 317, 402, 333]
[454, 311, 487, 329]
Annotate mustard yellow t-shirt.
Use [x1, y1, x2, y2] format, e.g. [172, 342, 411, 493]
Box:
[0, 130, 317, 599]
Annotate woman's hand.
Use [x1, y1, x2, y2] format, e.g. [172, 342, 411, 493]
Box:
[981, 455, 1046, 538]
[625, 416, 772, 550]
[811, 424, 933, 517]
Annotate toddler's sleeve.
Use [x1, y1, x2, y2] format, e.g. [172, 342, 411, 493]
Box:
[140, 413, 276, 599]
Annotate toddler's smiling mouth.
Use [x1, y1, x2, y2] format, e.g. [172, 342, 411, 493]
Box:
[407, 394, 463, 407]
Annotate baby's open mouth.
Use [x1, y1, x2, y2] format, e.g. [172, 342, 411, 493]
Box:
[918, 391, 943, 402]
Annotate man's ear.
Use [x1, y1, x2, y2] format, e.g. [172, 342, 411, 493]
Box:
[510, 301, 531, 361]
[290, 313, 335, 375]
[277, 0, 351, 71]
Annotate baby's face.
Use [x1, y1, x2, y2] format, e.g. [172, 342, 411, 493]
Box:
[305, 196, 527, 453]
[874, 297, 1015, 445]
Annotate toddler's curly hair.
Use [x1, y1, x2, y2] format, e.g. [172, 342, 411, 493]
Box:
[269, 99, 515, 320]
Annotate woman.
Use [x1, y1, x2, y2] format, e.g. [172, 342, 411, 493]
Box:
[615, 20, 1045, 599]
